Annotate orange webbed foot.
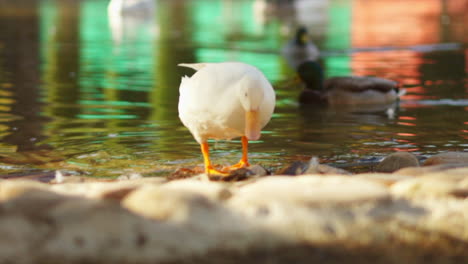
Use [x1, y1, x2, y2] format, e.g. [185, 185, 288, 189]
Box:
[205, 165, 230, 176]
[225, 159, 250, 171]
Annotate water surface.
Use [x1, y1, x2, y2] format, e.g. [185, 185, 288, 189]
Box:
[0, 0, 467, 177]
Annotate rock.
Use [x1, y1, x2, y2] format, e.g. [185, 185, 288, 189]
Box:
[356, 173, 413, 186]
[391, 167, 468, 198]
[0, 189, 213, 264]
[162, 179, 232, 201]
[395, 163, 468, 176]
[424, 152, 468, 166]
[0, 176, 468, 263]
[170, 165, 267, 181]
[0, 180, 48, 200]
[303, 157, 351, 175]
[247, 164, 269, 176]
[278, 157, 351, 176]
[50, 177, 166, 199]
[277, 161, 308, 175]
[375, 152, 420, 173]
[229, 175, 389, 207]
[122, 185, 229, 223]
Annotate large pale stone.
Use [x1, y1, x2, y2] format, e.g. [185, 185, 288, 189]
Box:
[356, 173, 413, 186]
[229, 175, 389, 207]
[122, 185, 251, 237]
[0, 176, 467, 263]
[161, 179, 232, 201]
[0, 189, 271, 264]
[0, 180, 47, 200]
[391, 170, 468, 198]
[395, 163, 468, 176]
[50, 177, 166, 199]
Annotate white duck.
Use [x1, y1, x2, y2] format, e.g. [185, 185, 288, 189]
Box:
[178, 62, 276, 176]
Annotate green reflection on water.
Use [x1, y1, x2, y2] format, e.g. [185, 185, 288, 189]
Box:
[0, 0, 465, 178]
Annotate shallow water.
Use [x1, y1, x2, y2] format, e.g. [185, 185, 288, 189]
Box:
[0, 0, 467, 177]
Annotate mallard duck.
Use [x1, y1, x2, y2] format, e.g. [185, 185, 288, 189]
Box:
[297, 61, 404, 106]
[178, 62, 276, 176]
[282, 26, 320, 69]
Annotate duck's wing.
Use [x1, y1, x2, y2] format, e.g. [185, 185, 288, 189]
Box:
[178, 63, 209, 71]
[325, 76, 398, 93]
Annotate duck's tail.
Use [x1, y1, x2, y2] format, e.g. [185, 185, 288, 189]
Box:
[178, 63, 208, 71]
[397, 88, 407, 97]
[394, 82, 407, 98]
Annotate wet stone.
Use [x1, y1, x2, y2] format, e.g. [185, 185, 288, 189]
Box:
[423, 152, 468, 166]
[278, 158, 351, 176]
[277, 161, 309, 175]
[395, 163, 468, 176]
[207, 168, 254, 181]
[246, 164, 269, 176]
[375, 152, 420, 173]
[304, 162, 351, 175]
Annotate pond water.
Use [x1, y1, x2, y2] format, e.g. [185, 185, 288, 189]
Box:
[0, 0, 467, 178]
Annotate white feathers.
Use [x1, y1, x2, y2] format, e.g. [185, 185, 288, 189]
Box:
[178, 62, 276, 144]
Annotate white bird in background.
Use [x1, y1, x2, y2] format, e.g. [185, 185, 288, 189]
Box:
[178, 62, 276, 176]
[107, 0, 157, 44]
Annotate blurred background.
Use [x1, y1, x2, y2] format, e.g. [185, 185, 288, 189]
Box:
[0, 0, 467, 177]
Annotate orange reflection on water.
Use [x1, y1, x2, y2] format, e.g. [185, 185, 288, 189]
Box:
[397, 122, 416, 127]
[352, 0, 441, 47]
[352, 0, 468, 47]
[400, 86, 432, 101]
[399, 116, 416, 121]
[395, 139, 410, 143]
[351, 50, 424, 88]
[393, 148, 420, 152]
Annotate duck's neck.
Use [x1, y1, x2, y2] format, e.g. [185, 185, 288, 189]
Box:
[300, 71, 324, 92]
[297, 61, 325, 92]
[305, 77, 324, 91]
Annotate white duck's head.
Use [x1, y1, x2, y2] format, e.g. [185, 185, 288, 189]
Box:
[236, 72, 271, 141]
[237, 75, 265, 111]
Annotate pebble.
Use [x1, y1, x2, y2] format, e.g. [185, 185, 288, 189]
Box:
[375, 152, 420, 173]
[278, 157, 351, 175]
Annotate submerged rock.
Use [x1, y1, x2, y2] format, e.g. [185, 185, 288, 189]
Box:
[170, 164, 269, 181]
[424, 152, 468, 166]
[277, 160, 308, 175]
[278, 157, 351, 175]
[375, 152, 420, 173]
[395, 163, 468, 176]
[246, 164, 269, 176]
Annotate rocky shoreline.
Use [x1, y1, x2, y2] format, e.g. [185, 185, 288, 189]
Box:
[0, 151, 467, 263]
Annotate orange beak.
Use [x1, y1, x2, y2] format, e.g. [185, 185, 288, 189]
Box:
[245, 110, 261, 140]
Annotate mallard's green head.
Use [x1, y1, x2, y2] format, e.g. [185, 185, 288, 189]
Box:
[294, 26, 309, 46]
